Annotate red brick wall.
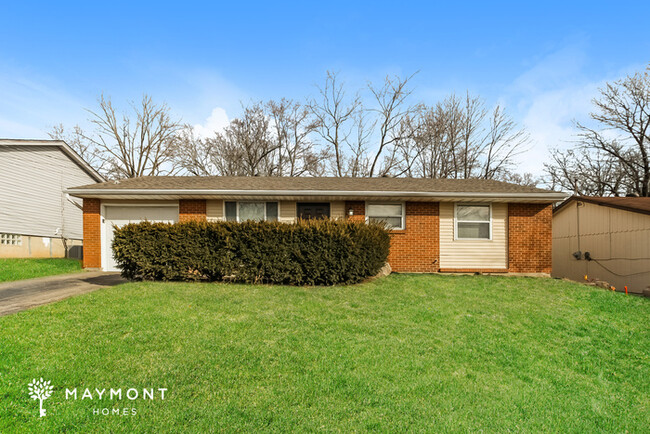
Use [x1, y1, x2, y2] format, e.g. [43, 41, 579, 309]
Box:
[179, 199, 207, 222]
[82, 198, 101, 269]
[346, 201, 440, 273]
[389, 202, 440, 273]
[345, 201, 365, 222]
[508, 203, 553, 273]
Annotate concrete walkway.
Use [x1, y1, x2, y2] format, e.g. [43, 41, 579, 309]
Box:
[0, 271, 126, 316]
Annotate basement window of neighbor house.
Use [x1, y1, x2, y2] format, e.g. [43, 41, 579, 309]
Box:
[366, 203, 404, 230]
[225, 201, 278, 222]
[0, 233, 22, 246]
[455, 204, 491, 240]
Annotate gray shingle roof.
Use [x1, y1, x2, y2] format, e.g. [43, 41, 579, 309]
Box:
[70, 176, 556, 194]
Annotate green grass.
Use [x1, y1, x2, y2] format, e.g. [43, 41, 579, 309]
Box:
[1, 275, 649, 432]
[0, 258, 82, 283]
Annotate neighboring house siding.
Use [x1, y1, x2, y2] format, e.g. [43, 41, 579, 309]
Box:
[508, 203, 552, 274]
[439, 202, 508, 270]
[0, 145, 97, 239]
[207, 199, 224, 221]
[0, 236, 82, 259]
[552, 201, 650, 294]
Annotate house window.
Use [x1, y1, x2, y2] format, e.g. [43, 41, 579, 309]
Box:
[0, 233, 22, 246]
[455, 204, 491, 240]
[225, 201, 279, 222]
[366, 203, 404, 230]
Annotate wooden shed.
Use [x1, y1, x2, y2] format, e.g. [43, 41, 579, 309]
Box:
[552, 196, 650, 295]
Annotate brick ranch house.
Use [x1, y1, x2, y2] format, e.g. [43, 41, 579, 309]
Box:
[66, 177, 567, 274]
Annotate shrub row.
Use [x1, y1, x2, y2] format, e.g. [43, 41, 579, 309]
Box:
[112, 219, 390, 285]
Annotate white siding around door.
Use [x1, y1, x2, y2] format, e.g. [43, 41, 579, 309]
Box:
[103, 205, 179, 271]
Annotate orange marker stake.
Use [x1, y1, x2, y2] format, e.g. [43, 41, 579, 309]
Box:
[625, 286, 628, 295]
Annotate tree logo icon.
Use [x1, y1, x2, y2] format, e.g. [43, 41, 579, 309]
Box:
[28, 378, 54, 417]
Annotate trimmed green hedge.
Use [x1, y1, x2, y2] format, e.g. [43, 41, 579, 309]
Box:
[112, 219, 390, 285]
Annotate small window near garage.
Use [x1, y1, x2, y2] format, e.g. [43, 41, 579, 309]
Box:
[456, 204, 491, 240]
[224, 201, 279, 222]
[0, 233, 22, 246]
[366, 203, 404, 230]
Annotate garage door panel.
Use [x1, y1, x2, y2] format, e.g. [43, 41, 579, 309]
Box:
[104, 206, 178, 271]
[105, 206, 179, 222]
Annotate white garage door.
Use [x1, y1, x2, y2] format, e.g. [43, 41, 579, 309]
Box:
[104, 206, 179, 271]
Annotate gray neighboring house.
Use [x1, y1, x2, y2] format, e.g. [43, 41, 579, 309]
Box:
[0, 139, 104, 259]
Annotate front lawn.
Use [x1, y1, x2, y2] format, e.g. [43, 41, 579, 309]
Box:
[0, 258, 82, 283]
[1, 275, 649, 432]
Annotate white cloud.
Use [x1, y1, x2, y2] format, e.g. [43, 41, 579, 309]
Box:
[504, 45, 611, 176]
[192, 107, 229, 138]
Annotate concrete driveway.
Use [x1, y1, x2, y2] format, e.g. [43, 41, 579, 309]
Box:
[0, 271, 126, 316]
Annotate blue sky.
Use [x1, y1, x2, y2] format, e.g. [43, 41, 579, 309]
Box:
[1, 1, 649, 174]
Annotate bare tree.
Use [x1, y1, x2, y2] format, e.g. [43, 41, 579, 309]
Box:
[211, 103, 279, 176]
[545, 147, 628, 195]
[174, 127, 218, 176]
[367, 73, 419, 176]
[49, 95, 182, 179]
[390, 92, 528, 180]
[84, 95, 182, 179]
[459, 93, 487, 178]
[499, 171, 541, 188]
[544, 64, 650, 196]
[342, 111, 374, 177]
[49, 124, 103, 172]
[175, 100, 324, 177]
[310, 71, 361, 176]
[267, 99, 322, 176]
[480, 104, 529, 179]
[410, 104, 451, 178]
[579, 65, 650, 196]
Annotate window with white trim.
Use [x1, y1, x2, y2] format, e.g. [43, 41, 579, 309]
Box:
[225, 201, 278, 222]
[455, 204, 491, 240]
[366, 203, 404, 230]
[0, 233, 22, 246]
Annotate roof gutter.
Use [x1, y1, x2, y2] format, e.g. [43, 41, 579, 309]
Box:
[66, 188, 568, 201]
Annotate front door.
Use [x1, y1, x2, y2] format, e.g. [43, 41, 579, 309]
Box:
[297, 203, 331, 220]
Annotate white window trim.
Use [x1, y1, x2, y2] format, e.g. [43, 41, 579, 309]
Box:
[364, 201, 406, 230]
[454, 203, 492, 241]
[223, 200, 280, 222]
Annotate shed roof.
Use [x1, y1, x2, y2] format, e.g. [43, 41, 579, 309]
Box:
[554, 196, 650, 216]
